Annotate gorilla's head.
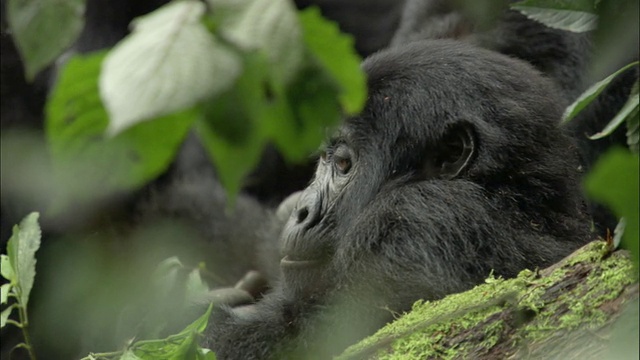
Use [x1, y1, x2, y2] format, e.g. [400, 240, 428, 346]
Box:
[278, 40, 589, 306]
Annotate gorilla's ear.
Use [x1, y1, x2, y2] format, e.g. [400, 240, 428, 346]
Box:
[424, 123, 475, 179]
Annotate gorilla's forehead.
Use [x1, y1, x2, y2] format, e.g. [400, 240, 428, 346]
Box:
[341, 41, 486, 147]
[344, 39, 563, 150]
[362, 39, 519, 85]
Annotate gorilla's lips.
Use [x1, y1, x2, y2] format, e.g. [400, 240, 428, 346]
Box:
[280, 255, 323, 268]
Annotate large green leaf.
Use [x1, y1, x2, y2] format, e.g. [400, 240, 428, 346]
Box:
[562, 61, 639, 124]
[209, 0, 303, 85]
[585, 149, 639, 268]
[6, 212, 41, 307]
[47, 52, 196, 212]
[7, 0, 86, 80]
[511, 0, 598, 32]
[269, 62, 342, 162]
[299, 7, 366, 115]
[100, 1, 241, 135]
[195, 52, 272, 201]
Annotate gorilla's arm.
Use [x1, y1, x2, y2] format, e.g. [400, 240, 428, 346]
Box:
[136, 168, 283, 286]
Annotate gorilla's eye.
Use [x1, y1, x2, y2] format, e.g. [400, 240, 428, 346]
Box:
[334, 156, 352, 174]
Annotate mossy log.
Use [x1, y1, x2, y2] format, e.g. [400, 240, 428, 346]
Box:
[338, 241, 639, 360]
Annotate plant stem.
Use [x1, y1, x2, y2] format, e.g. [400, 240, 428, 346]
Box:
[17, 304, 36, 360]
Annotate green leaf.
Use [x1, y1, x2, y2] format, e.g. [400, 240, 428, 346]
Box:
[590, 81, 639, 140]
[7, 212, 41, 307]
[511, 0, 598, 32]
[625, 82, 639, 154]
[186, 269, 210, 301]
[180, 303, 213, 334]
[209, 0, 303, 85]
[612, 218, 626, 249]
[196, 52, 273, 201]
[1, 305, 15, 328]
[1, 283, 12, 305]
[79, 303, 214, 359]
[151, 257, 184, 298]
[120, 349, 142, 360]
[1, 254, 15, 282]
[299, 7, 366, 115]
[46, 52, 196, 213]
[7, 0, 86, 80]
[269, 63, 342, 162]
[585, 149, 639, 268]
[128, 304, 213, 358]
[195, 118, 265, 204]
[627, 107, 639, 154]
[562, 61, 639, 124]
[100, 1, 241, 135]
[153, 257, 183, 278]
[197, 348, 217, 360]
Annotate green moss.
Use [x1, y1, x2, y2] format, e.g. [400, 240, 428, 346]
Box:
[567, 241, 610, 266]
[338, 242, 637, 359]
[521, 242, 634, 340]
[339, 272, 528, 359]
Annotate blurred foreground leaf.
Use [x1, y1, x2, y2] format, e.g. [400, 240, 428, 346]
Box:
[300, 7, 365, 115]
[47, 52, 195, 215]
[82, 304, 214, 360]
[7, 0, 86, 80]
[210, 0, 303, 85]
[101, 1, 240, 135]
[585, 148, 639, 269]
[196, 52, 272, 201]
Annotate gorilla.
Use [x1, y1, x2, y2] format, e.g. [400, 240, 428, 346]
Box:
[0, 1, 631, 359]
[202, 40, 592, 359]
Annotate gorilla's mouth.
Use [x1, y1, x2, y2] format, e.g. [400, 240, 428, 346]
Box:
[280, 255, 323, 268]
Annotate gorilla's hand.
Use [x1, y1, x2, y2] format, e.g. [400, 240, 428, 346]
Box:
[193, 270, 268, 308]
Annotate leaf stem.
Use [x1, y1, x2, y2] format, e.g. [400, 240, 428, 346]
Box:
[16, 299, 36, 360]
[6, 319, 23, 328]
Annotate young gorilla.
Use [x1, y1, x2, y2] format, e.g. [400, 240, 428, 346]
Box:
[202, 40, 591, 358]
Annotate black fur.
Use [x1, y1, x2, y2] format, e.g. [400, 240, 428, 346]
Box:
[390, 0, 639, 234]
[391, 0, 592, 101]
[202, 40, 591, 359]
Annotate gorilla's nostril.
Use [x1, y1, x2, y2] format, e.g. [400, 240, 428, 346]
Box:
[290, 190, 321, 229]
[297, 208, 309, 224]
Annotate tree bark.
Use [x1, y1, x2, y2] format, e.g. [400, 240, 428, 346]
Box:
[339, 241, 639, 360]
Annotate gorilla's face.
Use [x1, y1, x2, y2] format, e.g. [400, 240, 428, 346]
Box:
[277, 40, 576, 301]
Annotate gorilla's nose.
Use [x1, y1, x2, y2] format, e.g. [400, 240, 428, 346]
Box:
[292, 189, 321, 229]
